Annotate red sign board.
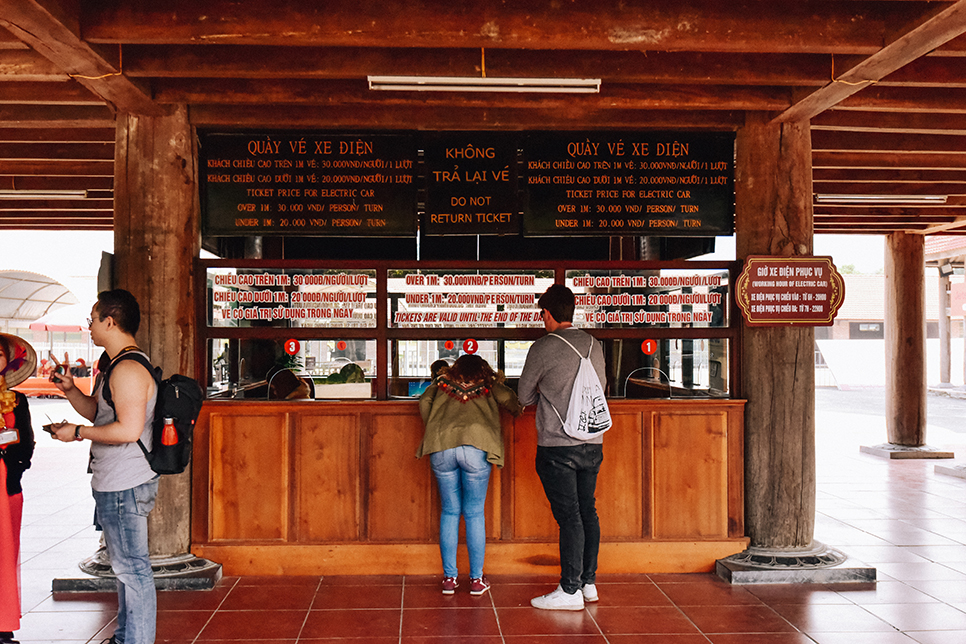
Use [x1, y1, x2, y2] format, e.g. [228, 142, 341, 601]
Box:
[735, 256, 845, 326]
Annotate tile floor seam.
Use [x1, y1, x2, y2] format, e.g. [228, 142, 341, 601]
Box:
[398, 574, 406, 644]
[293, 576, 324, 643]
[484, 581, 506, 644]
[190, 575, 239, 644]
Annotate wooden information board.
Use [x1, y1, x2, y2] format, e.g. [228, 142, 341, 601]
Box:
[201, 132, 417, 236]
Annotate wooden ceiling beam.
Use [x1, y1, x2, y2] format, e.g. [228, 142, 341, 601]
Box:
[0, 175, 112, 191]
[813, 182, 966, 195]
[0, 159, 112, 176]
[812, 130, 966, 153]
[813, 151, 966, 170]
[0, 80, 102, 104]
[0, 48, 67, 80]
[775, 0, 966, 122]
[0, 198, 111, 211]
[811, 206, 966, 216]
[0, 105, 115, 127]
[0, 0, 166, 115]
[814, 168, 966, 183]
[0, 142, 113, 159]
[123, 45, 833, 87]
[0, 127, 113, 142]
[812, 110, 966, 135]
[158, 79, 791, 111]
[839, 86, 966, 113]
[81, 0, 917, 54]
[919, 218, 966, 234]
[188, 104, 746, 130]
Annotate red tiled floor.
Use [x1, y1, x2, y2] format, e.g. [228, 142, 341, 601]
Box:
[678, 604, 798, 634]
[592, 605, 703, 636]
[14, 392, 966, 644]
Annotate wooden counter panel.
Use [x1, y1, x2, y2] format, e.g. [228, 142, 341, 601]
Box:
[651, 410, 729, 539]
[368, 410, 435, 541]
[597, 409, 645, 538]
[508, 412, 556, 539]
[209, 411, 290, 541]
[297, 413, 360, 541]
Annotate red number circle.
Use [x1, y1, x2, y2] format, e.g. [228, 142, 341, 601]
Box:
[336, 340, 347, 351]
[641, 339, 657, 355]
[462, 339, 478, 354]
[285, 339, 301, 355]
[444, 340, 455, 350]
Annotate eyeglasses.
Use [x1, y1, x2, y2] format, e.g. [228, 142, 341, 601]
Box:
[539, 309, 545, 319]
[86, 318, 92, 328]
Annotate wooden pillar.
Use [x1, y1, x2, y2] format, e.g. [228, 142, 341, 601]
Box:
[885, 232, 926, 446]
[939, 270, 951, 386]
[735, 113, 815, 550]
[114, 104, 199, 556]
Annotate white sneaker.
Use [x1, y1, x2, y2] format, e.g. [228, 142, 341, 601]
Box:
[581, 583, 598, 602]
[530, 584, 585, 611]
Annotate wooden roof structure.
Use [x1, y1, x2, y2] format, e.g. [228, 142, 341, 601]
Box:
[2, 0, 966, 235]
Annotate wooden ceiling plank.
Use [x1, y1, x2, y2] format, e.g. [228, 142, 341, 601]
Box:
[813, 151, 966, 170]
[839, 86, 966, 113]
[0, 159, 113, 176]
[919, 218, 966, 234]
[124, 45, 832, 87]
[1, 175, 112, 190]
[814, 168, 966, 183]
[0, 142, 114, 160]
[813, 181, 966, 195]
[0, 0, 166, 115]
[81, 0, 914, 54]
[0, 80, 102, 104]
[775, 0, 966, 122]
[0, 127, 114, 142]
[0, 48, 68, 80]
[0, 199, 111, 210]
[0, 104, 115, 127]
[813, 110, 966, 135]
[812, 129, 966, 153]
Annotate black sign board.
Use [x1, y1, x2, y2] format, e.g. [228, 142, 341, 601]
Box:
[523, 131, 735, 237]
[201, 132, 417, 237]
[423, 133, 520, 235]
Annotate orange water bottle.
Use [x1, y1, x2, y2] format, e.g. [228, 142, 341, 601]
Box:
[161, 417, 177, 446]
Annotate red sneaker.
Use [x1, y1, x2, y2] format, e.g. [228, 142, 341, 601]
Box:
[441, 576, 458, 595]
[469, 576, 490, 596]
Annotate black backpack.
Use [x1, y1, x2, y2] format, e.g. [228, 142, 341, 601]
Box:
[102, 350, 204, 475]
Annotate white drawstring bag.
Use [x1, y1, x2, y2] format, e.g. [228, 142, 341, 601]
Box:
[547, 333, 612, 440]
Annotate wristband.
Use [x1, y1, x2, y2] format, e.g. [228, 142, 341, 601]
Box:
[75, 425, 82, 441]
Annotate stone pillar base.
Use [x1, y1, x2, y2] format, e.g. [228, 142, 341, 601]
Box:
[716, 541, 875, 585]
[860, 443, 954, 459]
[53, 549, 222, 592]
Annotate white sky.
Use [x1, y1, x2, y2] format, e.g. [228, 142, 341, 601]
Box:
[1, 230, 888, 306]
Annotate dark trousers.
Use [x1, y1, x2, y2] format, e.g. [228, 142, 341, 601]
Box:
[535, 443, 603, 595]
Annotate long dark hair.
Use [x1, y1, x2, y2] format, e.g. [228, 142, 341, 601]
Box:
[443, 354, 500, 388]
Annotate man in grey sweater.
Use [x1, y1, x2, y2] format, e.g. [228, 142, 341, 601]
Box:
[518, 284, 606, 611]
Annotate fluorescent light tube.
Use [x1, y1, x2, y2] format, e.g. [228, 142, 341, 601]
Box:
[814, 194, 947, 205]
[368, 75, 600, 93]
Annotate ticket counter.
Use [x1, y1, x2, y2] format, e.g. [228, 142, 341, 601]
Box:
[191, 398, 745, 575]
[191, 259, 747, 574]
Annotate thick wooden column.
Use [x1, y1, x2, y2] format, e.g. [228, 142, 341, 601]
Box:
[114, 104, 199, 557]
[885, 232, 926, 446]
[735, 113, 815, 550]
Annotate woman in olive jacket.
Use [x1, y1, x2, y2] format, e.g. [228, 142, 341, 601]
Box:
[417, 354, 522, 597]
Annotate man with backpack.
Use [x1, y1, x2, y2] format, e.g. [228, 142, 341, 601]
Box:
[519, 284, 607, 611]
[51, 289, 159, 644]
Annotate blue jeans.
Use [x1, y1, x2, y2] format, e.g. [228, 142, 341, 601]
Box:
[536, 444, 602, 595]
[430, 446, 491, 579]
[93, 477, 159, 644]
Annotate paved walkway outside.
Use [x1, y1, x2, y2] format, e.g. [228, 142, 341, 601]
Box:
[10, 394, 966, 643]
